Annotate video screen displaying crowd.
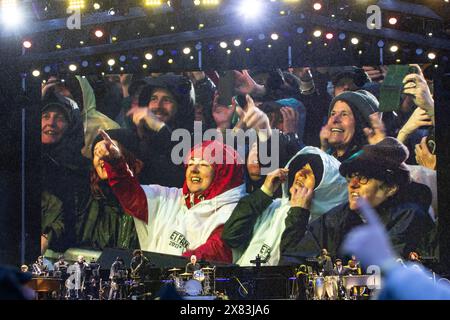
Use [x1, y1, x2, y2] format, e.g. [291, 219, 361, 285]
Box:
[40, 65, 438, 271]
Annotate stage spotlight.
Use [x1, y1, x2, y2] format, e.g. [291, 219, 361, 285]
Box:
[313, 2, 322, 11]
[107, 59, 116, 66]
[93, 2, 101, 10]
[142, 64, 148, 69]
[190, 56, 194, 60]
[168, 58, 174, 64]
[296, 27, 304, 34]
[157, 49, 164, 56]
[258, 33, 265, 40]
[119, 55, 127, 62]
[313, 30, 322, 38]
[194, 0, 201, 5]
[67, 0, 86, 10]
[428, 52, 436, 60]
[1, 0, 24, 27]
[219, 41, 228, 49]
[111, 36, 117, 42]
[95, 29, 104, 38]
[325, 33, 333, 40]
[144, 53, 153, 60]
[44, 66, 51, 73]
[81, 61, 89, 67]
[270, 33, 279, 41]
[226, 49, 231, 55]
[338, 32, 346, 40]
[183, 47, 191, 54]
[144, 0, 162, 6]
[69, 64, 77, 72]
[233, 39, 241, 47]
[377, 40, 385, 48]
[389, 45, 399, 53]
[350, 37, 359, 45]
[200, 0, 220, 5]
[108, 8, 116, 15]
[238, 0, 264, 20]
[32, 70, 40, 77]
[23, 40, 32, 49]
[195, 43, 202, 50]
[416, 48, 423, 55]
[388, 17, 398, 25]
[80, 40, 85, 45]
[56, 44, 62, 49]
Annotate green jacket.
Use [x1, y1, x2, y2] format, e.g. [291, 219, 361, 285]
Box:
[42, 191, 65, 249]
[76, 192, 139, 250]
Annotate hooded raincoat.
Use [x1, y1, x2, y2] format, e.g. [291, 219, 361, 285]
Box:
[105, 140, 246, 263]
[223, 147, 348, 266]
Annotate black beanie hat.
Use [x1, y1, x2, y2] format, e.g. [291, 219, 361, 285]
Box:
[91, 129, 140, 158]
[330, 66, 371, 88]
[287, 154, 324, 191]
[41, 91, 78, 123]
[339, 137, 411, 186]
[329, 90, 380, 128]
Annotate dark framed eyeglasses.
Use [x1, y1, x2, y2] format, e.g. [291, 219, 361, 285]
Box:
[345, 172, 369, 185]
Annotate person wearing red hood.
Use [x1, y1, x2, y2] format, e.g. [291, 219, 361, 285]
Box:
[96, 130, 245, 263]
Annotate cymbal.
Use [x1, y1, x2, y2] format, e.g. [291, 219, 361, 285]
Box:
[201, 267, 214, 271]
[179, 272, 192, 276]
[168, 268, 181, 272]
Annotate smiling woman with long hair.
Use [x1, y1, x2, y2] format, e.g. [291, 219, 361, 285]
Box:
[76, 129, 141, 250]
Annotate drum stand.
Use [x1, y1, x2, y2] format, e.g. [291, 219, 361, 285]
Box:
[203, 272, 211, 295]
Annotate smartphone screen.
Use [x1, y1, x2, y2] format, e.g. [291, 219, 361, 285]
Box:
[218, 71, 235, 106]
[379, 65, 416, 112]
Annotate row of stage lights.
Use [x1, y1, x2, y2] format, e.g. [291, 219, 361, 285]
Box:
[1, 0, 334, 27]
[22, 26, 440, 62]
[28, 35, 441, 78]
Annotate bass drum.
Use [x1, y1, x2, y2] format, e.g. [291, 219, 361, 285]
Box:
[184, 279, 202, 296]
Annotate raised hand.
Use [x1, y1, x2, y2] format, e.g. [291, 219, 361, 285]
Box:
[212, 92, 236, 130]
[262, 168, 289, 196]
[403, 66, 434, 117]
[363, 112, 386, 145]
[235, 95, 272, 141]
[289, 184, 314, 209]
[96, 129, 121, 161]
[397, 108, 433, 143]
[280, 107, 299, 134]
[127, 106, 165, 132]
[234, 70, 266, 96]
[415, 136, 436, 170]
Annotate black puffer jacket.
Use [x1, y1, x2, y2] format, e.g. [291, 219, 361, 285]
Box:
[280, 182, 435, 266]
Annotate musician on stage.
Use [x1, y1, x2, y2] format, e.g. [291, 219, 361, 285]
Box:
[185, 255, 201, 274]
[32, 256, 48, 276]
[317, 249, 334, 276]
[53, 255, 69, 274]
[130, 249, 149, 280]
[109, 257, 127, 300]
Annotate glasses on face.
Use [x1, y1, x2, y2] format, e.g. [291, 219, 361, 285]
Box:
[345, 172, 369, 185]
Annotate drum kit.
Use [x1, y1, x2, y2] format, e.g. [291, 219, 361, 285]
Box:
[168, 267, 215, 296]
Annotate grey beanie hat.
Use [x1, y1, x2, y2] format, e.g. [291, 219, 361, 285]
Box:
[329, 90, 380, 127]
